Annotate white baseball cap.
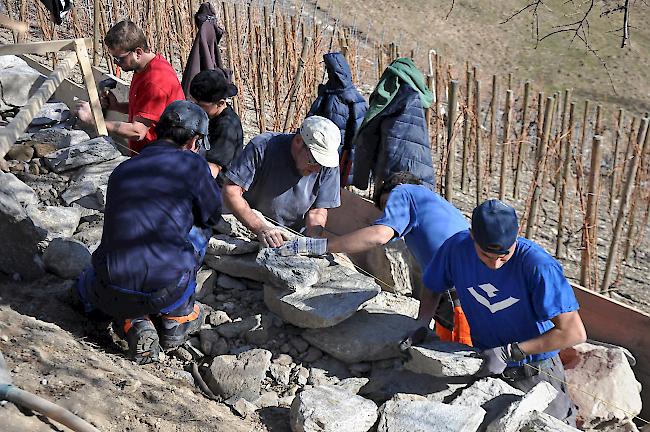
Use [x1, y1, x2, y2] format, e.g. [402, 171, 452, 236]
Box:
[299, 116, 341, 168]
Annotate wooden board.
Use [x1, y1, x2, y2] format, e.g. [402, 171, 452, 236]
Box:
[0, 38, 92, 56]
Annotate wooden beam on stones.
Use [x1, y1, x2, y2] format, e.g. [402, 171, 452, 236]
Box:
[0, 38, 92, 56]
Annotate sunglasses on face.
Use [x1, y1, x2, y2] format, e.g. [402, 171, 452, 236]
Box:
[112, 51, 132, 64]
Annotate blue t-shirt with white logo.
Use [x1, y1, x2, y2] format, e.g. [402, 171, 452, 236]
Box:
[373, 184, 469, 269]
[423, 231, 579, 364]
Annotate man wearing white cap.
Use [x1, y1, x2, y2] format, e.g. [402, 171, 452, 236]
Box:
[222, 116, 341, 247]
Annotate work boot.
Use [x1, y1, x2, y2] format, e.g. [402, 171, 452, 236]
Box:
[159, 303, 205, 350]
[114, 317, 160, 364]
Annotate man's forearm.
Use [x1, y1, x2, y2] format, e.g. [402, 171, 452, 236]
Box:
[106, 120, 149, 141]
[304, 208, 328, 237]
[518, 311, 586, 356]
[417, 289, 442, 324]
[112, 101, 129, 114]
[327, 225, 395, 254]
[222, 187, 268, 234]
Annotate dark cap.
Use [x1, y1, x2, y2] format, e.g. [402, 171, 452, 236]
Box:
[159, 100, 209, 135]
[471, 199, 519, 254]
[189, 69, 238, 103]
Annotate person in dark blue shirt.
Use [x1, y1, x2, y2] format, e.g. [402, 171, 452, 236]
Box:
[423, 199, 586, 425]
[223, 116, 341, 247]
[76, 101, 222, 364]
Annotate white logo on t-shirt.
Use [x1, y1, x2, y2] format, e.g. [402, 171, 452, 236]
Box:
[467, 283, 520, 313]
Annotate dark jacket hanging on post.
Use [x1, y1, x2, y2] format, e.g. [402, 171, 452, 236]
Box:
[181, 2, 228, 97]
[38, 0, 71, 25]
[307, 52, 368, 186]
[352, 58, 435, 191]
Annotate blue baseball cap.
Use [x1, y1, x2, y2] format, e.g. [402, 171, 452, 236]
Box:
[159, 100, 210, 150]
[471, 199, 519, 254]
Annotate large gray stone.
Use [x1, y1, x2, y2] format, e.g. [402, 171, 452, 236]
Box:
[405, 341, 482, 377]
[563, 342, 642, 429]
[377, 398, 485, 432]
[359, 368, 470, 404]
[206, 234, 259, 255]
[205, 253, 269, 282]
[451, 377, 524, 428]
[61, 156, 128, 204]
[486, 381, 558, 432]
[205, 349, 272, 401]
[0, 56, 45, 110]
[26, 205, 81, 241]
[31, 127, 91, 149]
[302, 304, 421, 364]
[216, 315, 262, 339]
[0, 187, 46, 278]
[31, 101, 70, 126]
[42, 238, 91, 279]
[256, 248, 325, 291]
[290, 385, 378, 432]
[43, 137, 121, 172]
[214, 213, 256, 239]
[518, 411, 579, 431]
[264, 265, 381, 329]
[0, 172, 38, 207]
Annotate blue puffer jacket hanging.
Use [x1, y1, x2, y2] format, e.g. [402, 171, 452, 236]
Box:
[307, 52, 368, 186]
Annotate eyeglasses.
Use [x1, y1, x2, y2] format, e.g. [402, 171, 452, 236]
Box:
[112, 51, 132, 65]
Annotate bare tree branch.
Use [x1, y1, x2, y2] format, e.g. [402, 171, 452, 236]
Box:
[621, 0, 630, 47]
[445, 0, 455, 19]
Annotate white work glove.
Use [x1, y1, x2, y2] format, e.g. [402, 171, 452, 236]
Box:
[257, 227, 290, 248]
[277, 237, 328, 257]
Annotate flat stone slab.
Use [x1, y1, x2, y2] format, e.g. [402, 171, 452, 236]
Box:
[451, 377, 524, 428]
[405, 341, 482, 377]
[43, 137, 121, 173]
[256, 248, 326, 291]
[0, 172, 38, 207]
[487, 381, 558, 432]
[205, 349, 272, 401]
[26, 205, 81, 241]
[31, 127, 90, 149]
[62, 156, 128, 204]
[206, 234, 259, 255]
[290, 385, 378, 432]
[377, 398, 485, 432]
[264, 265, 381, 329]
[518, 411, 579, 431]
[302, 307, 421, 364]
[204, 253, 269, 282]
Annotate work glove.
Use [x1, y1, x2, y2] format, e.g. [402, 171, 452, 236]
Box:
[277, 237, 327, 257]
[476, 342, 527, 377]
[398, 326, 431, 352]
[257, 227, 290, 248]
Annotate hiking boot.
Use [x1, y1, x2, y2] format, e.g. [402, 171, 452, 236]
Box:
[114, 317, 160, 364]
[159, 303, 205, 350]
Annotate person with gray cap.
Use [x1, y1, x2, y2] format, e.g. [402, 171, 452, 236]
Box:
[222, 116, 341, 247]
[74, 100, 222, 364]
[421, 199, 586, 426]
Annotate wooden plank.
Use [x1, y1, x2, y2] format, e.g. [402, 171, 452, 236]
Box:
[74, 39, 107, 136]
[20, 54, 86, 109]
[0, 51, 78, 158]
[0, 38, 92, 56]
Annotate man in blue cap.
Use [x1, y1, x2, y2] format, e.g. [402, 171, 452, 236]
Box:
[76, 100, 222, 364]
[421, 199, 586, 425]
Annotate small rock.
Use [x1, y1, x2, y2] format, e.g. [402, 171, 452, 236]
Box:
[207, 234, 259, 255]
[405, 340, 482, 377]
[199, 329, 229, 357]
[6, 144, 34, 161]
[43, 238, 91, 279]
[31, 101, 69, 126]
[518, 410, 580, 431]
[296, 367, 310, 386]
[377, 398, 485, 432]
[170, 347, 193, 362]
[336, 377, 370, 395]
[226, 397, 257, 418]
[254, 391, 279, 408]
[269, 363, 291, 386]
[273, 354, 293, 366]
[486, 381, 559, 432]
[208, 310, 231, 327]
[290, 385, 378, 432]
[278, 395, 295, 408]
[32, 142, 59, 158]
[195, 268, 217, 300]
[205, 349, 272, 401]
[289, 336, 309, 353]
[217, 315, 262, 339]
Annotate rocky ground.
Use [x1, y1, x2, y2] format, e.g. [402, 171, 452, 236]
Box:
[1, 51, 648, 431]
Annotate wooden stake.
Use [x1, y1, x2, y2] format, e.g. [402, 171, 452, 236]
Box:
[461, 69, 473, 193]
[93, 0, 100, 65]
[556, 102, 576, 258]
[475, 79, 482, 206]
[580, 135, 604, 290]
[499, 90, 514, 200]
[578, 100, 590, 168]
[554, 89, 571, 202]
[601, 118, 650, 291]
[489, 74, 498, 176]
[623, 128, 650, 261]
[608, 109, 624, 212]
[526, 97, 555, 239]
[222, 2, 239, 114]
[513, 81, 531, 199]
[445, 80, 459, 203]
[283, 37, 312, 132]
[74, 39, 107, 137]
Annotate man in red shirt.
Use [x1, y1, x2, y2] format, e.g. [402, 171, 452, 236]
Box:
[75, 20, 185, 154]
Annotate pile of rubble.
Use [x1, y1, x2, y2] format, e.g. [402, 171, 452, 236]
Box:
[0, 55, 645, 432]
